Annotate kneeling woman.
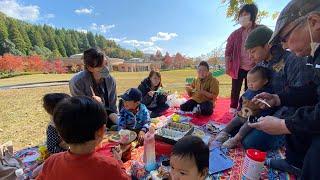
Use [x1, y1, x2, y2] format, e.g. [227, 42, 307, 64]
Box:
[138, 70, 169, 118]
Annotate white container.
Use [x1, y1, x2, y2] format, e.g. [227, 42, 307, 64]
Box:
[242, 149, 266, 180]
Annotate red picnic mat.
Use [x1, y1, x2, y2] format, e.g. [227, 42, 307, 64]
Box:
[164, 97, 233, 126]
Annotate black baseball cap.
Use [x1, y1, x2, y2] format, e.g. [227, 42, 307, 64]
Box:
[119, 88, 142, 102]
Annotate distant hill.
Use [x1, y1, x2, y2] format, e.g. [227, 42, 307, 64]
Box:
[0, 12, 143, 60]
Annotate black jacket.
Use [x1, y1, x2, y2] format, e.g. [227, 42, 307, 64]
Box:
[138, 78, 167, 109]
[283, 47, 320, 135]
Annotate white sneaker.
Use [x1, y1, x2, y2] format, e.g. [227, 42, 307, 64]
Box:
[229, 108, 237, 114]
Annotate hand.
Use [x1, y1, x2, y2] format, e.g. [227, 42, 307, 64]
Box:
[108, 113, 118, 124]
[252, 92, 280, 109]
[111, 145, 122, 161]
[138, 131, 145, 144]
[148, 91, 155, 97]
[92, 95, 103, 103]
[199, 90, 207, 96]
[249, 116, 291, 135]
[185, 86, 193, 92]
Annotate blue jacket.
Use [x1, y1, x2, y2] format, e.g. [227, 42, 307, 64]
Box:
[118, 103, 150, 132]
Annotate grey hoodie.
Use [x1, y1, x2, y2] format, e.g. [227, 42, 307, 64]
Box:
[69, 67, 117, 113]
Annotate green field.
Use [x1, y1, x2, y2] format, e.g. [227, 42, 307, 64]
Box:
[0, 70, 232, 149]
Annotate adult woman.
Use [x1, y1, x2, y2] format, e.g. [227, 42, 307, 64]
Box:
[225, 3, 259, 113]
[69, 48, 118, 126]
[138, 70, 169, 118]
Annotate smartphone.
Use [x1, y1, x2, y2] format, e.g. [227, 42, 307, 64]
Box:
[248, 116, 259, 123]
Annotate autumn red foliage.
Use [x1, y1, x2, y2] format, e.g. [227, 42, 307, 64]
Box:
[0, 54, 66, 74]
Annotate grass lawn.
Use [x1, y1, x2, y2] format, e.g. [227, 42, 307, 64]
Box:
[0, 69, 232, 149]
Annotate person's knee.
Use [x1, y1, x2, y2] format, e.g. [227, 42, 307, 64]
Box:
[200, 102, 213, 115]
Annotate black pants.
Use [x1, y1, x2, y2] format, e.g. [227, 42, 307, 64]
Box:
[230, 69, 248, 109]
[223, 116, 252, 138]
[299, 135, 320, 179]
[180, 99, 213, 116]
[149, 104, 169, 118]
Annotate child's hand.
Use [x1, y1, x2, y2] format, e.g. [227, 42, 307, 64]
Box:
[138, 131, 145, 144]
[111, 146, 122, 161]
[148, 91, 155, 97]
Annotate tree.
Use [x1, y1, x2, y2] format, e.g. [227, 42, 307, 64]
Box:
[87, 32, 96, 47]
[64, 34, 76, 56]
[163, 52, 173, 69]
[8, 21, 26, 54]
[28, 27, 44, 48]
[174, 52, 185, 69]
[132, 49, 144, 58]
[222, 0, 279, 22]
[55, 36, 67, 57]
[78, 33, 90, 52]
[0, 16, 9, 55]
[19, 25, 32, 54]
[95, 34, 107, 49]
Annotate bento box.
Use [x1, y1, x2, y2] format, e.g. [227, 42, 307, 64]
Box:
[155, 122, 194, 145]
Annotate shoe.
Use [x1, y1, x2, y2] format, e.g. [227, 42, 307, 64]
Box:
[222, 137, 239, 149]
[214, 131, 230, 143]
[265, 158, 302, 177]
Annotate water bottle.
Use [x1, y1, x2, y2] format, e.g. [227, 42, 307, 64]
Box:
[143, 128, 157, 172]
[242, 149, 266, 180]
[15, 168, 25, 180]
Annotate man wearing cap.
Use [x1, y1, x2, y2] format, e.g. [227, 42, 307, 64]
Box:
[250, 0, 320, 179]
[243, 26, 315, 175]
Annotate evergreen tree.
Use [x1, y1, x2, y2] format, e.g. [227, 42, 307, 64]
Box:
[8, 21, 26, 54]
[87, 32, 96, 47]
[0, 15, 9, 54]
[28, 26, 44, 47]
[78, 32, 90, 52]
[55, 35, 67, 57]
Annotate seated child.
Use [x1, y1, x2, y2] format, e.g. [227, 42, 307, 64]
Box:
[43, 93, 70, 154]
[213, 66, 273, 148]
[37, 96, 129, 180]
[170, 136, 209, 180]
[180, 61, 219, 116]
[118, 88, 150, 144]
[138, 70, 169, 118]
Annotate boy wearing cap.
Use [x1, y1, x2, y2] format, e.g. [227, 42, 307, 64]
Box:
[118, 88, 150, 144]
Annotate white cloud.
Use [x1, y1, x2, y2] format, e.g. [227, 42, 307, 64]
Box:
[150, 32, 178, 42]
[90, 23, 115, 33]
[0, 0, 40, 21]
[75, 8, 93, 15]
[123, 40, 154, 47]
[108, 37, 127, 42]
[141, 46, 164, 54]
[76, 28, 88, 33]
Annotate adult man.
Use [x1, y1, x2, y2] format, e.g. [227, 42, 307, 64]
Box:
[250, 1, 320, 179]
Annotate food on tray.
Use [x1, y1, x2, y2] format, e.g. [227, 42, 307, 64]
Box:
[109, 134, 121, 142]
[155, 122, 194, 144]
[171, 114, 180, 123]
[192, 128, 205, 138]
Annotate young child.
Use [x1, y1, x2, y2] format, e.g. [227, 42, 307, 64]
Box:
[138, 70, 169, 118]
[170, 136, 209, 180]
[118, 88, 150, 144]
[181, 61, 219, 116]
[213, 66, 273, 148]
[37, 96, 129, 180]
[43, 93, 70, 154]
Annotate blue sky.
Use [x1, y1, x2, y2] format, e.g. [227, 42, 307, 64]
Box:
[0, 0, 290, 57]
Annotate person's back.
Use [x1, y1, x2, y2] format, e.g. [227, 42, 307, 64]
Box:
[38, 151, 128, 180]
[37, 96, 129, 180]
